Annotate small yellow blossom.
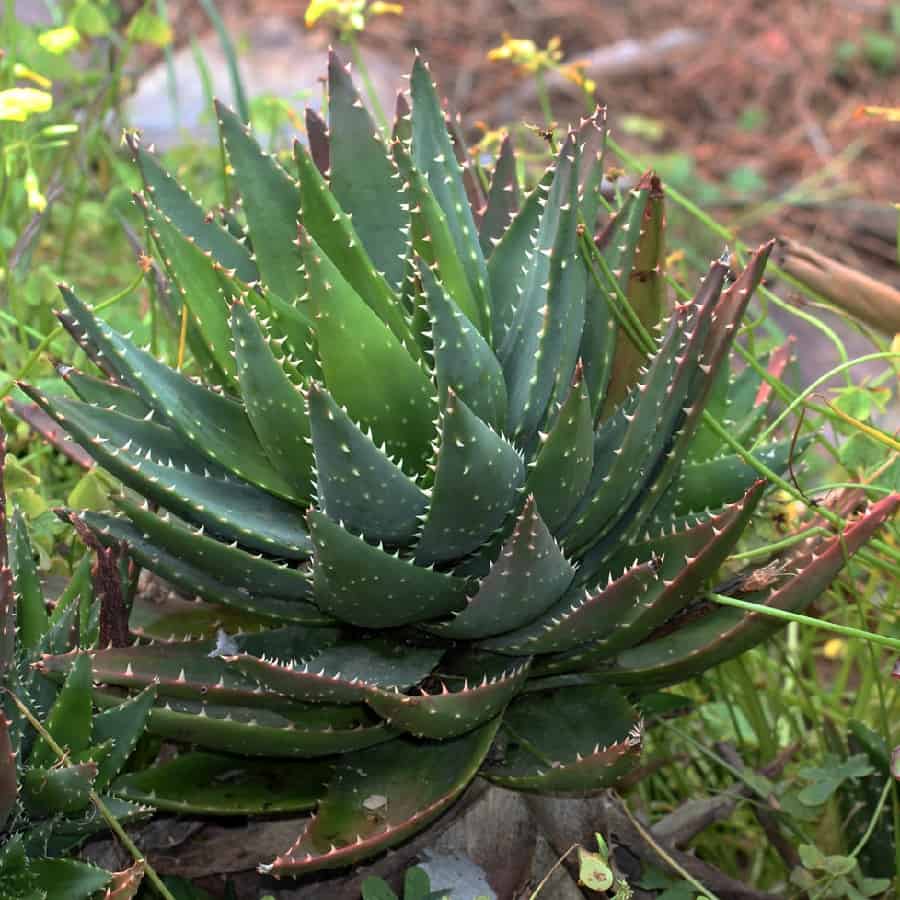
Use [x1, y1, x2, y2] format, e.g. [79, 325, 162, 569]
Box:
[37, 25, 81, 54]
[822, 638, 847, 660]
[369, 2, 403, 15]
[24, 168, 47, 213]
[0, 88, 53, 122]
[487, 34, 563, 74]
[305, 0, 401, 32]
[12, 64, 52, 90]
[854, 105, 900, 122]
[558, 62, 595, 95]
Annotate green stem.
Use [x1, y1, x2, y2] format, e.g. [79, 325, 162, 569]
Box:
[5, 690, 176, 900]
[755, 352, 900, 445]
[344, 32, 389, 134]
[616, 795, 723, 900]
[534, 69, 554, 127]
[850, 776, 892, 859]
[707, 592, 900, 653]
[698, 412, 900, 574]
[727, 527, 829, 561]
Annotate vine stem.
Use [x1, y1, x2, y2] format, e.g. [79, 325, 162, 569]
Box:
[616, 795, 722, 900]
[4, 689, 176, 900]
[344, 32, 389, 134]
[706, 593, 900, 653]
[527, 843, 579, 900]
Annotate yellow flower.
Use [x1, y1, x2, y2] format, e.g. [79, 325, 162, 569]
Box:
[0, 88, 53, 122]
[854, 105, 900, 122]
[558, 61, 595, 95]
[24, 168, 46, 213]
[369, 2, 403, 15]
[822, 638, 847, 660]
[37, 25, 81, 54]
[487, 34, 565, 74]
[12, 64, 52, 89]
[305, 0, 367, 31]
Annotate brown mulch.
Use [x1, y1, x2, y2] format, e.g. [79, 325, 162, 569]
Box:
[161, 0, 897, 282]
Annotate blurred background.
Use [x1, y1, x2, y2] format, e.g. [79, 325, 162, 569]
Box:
[17, 0, 898, 276]
[18, 0, 899, 384]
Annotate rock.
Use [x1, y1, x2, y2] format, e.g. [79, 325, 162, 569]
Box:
[418, 851, 496, 900]
[126, 15, 407, 150]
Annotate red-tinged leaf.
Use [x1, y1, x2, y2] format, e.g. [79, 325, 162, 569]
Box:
[6, 400, 94, 470]
[104, 861, 144, 900]
[0, 714, 17, 830]
[261, 718, 499, 876]
[606, 493, 900, 687]
[754, 335, 796, 408]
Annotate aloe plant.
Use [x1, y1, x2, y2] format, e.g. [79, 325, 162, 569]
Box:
[0, 434, 153, 898]
[16, 52, 899, 878]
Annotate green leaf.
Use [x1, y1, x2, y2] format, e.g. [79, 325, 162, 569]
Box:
[293, 139, 418, 356]
[365, 655, 529, 739]
[232, 637, 442, 704]
[578, 845, 614, 892]
[62, 293, 302, 502]
[231, 301, 314, 501]
[414, 390, 525, 565]
[113, 751, 330, 814]
[138, 195, 240, 386]
[76, 509, 321, 623]
[309, 510, 467, 627]
[216, 102, 305, 302]
[361, 877, 398, 900]
[393, 143, 484, 338]
[410, 56, 491, 338]
[307, 381, 428, 546]
[22, 762, 97, 816]
[25, 387, 312, 559]
[499, 131, 585, 444]
[603, 494, 900, 687]
[91, 686, 157, 790]
[128, 138, 256, 282]
[482, 685, 639, 793]
[125, 8, 172, 46]
[327, 50, 409, 293]
[41, 641, 289, 710]
[262, 718, 500, 875]
[126, 142, 259, 284]
[66, 469, 110, 513]
[425, 495, 574, 640]
[9, 507, 47, 651]
[798, 843, 826, 870]
[419, 260, 507, 431]
[116, 498, 312, 600]
[22, 859, 109, 899]
[403, 867, 433, 900]
[527, 361, 594, 532]
[487, 165, 554, 346]
[56, 364, 131, 432]
[298, 229, 437, 474]
[69, 2, 110, 37]
[797, 753, 874, 806]
[478, 134, 519, 256]
[94, 689, 395, 759]
[30, 652, 92, 769]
